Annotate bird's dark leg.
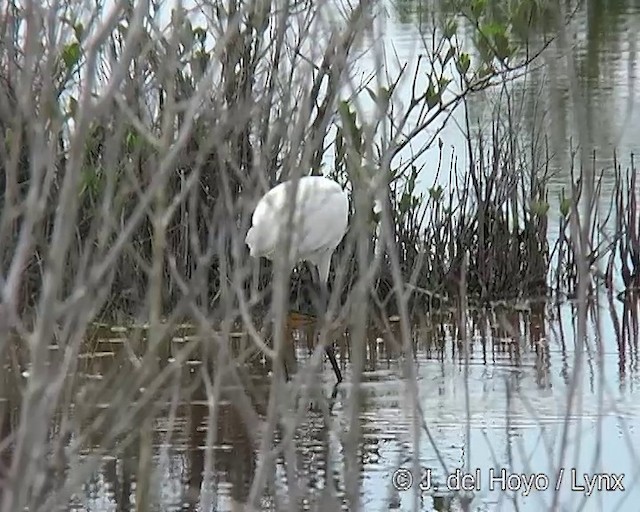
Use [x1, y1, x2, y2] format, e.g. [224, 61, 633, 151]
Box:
[314, 269, 343, 383]
[329, 382, 340, 411]
[325, 344, 342, 383]
[283, 358, 290, 381]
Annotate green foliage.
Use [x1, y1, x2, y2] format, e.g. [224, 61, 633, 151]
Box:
[471, 0, 487, 18]
[443, 19, 458, 39]
[61, 41, 81, 72]
[440, 0, 543, 73]
[429, 185, 444, 202]
[456, 52, 471, 75]
[395, 166, 424, 216]
[399, 192, 412, 213]
[441, 46, 456, 67]
[530, 199, 549, 217]
[365, 86, 391, 110]
[73, 22, 84, 41]
[79, 166, 103, 200]
[477, 21, 514, 61]
[338, 101, 363, 156]
[406, 166, 418, 195]
[125, 131, 139, 153]
[425, 78, 440, 110]
[55, 17, 85, 91]
[335, 100, 376, 197]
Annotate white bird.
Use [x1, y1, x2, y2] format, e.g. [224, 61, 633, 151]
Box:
[245, 175, 349, 382]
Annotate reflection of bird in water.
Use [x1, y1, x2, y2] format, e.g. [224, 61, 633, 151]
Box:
[245, 175, 349, 383]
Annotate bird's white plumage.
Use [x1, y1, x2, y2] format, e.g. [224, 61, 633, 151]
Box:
[245, 176, 349, 283]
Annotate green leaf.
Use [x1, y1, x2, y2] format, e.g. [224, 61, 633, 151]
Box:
[399, 192, 412, 213]
[438, 77, 452, 90]
[74, 22, 84, 41]
[338, 101, 362, 155]
[408, 173, 416, 195]
[426, 80, 440, 110]
[456, 53, 471, 75]
[494, 33, 511, 60]
[61, 42, 81, 71]
[79, 166, 102, 198]
[366, 86, 391, 110]
[429, 185, 443, 202]
[442, 46, 456, 66]
[470, 0, 487, 18]
[338, 101, 352, 126]
[443, 19, 457, 39]
[125, 129, 141, 152]
[481, 22, 504, 37]
[478, 64, 494, 78]
[530, 200, 549, 216]
[475, 35, 493, 63]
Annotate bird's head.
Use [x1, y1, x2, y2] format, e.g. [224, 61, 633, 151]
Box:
[245, 226, 267, 258]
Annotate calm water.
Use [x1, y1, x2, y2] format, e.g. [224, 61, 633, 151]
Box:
[5, 0, 640, 511]
[372, 0, 640, 212]
[31, 300, 639, 512]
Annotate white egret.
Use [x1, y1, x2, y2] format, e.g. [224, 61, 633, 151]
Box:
[245, 175, 349, 383]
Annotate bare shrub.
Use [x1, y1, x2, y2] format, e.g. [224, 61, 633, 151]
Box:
[1, 0, 633, 511]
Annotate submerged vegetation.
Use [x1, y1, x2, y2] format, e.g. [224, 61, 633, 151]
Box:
[0, 0, 638, 510]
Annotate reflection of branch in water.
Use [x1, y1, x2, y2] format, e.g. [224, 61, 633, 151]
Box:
[329, 382, 340, 411]
[186, 399, 257, 510]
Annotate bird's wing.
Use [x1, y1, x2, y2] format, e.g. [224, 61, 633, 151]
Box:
[294, 184, 349, 255]
[251, 181, 287, 226]
[248, 177, 348, 259]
